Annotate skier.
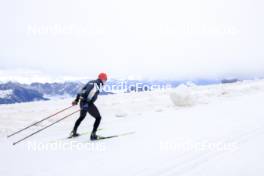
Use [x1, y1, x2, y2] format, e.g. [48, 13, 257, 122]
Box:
[70, 73, 108, 140]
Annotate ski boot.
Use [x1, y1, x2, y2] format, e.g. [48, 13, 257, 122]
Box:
[90, 132, 100, 140]
[68, 131, 80, 138]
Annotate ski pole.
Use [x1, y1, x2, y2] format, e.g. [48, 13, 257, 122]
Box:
[7, 105, 74, 138]
[12, 109, 80, 145]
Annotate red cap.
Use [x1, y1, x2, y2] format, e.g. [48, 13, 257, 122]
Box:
[98, 73, 108, 81]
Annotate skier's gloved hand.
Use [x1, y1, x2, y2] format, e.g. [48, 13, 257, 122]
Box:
[72, 100, 78, 106]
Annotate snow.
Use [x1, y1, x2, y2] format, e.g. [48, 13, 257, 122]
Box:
[1, 79, 264, 176]
[169, 84, 196, 107]
[0, 89, 13, 99]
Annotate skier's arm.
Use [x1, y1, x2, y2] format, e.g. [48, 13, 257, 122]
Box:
[75, 93, 81, 102]
[72, 93, 80, 105]
[73, 84, 88, 106]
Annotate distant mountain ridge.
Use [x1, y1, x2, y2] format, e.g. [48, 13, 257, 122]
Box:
[0, 78, 222, 104]
[0, 82, 48, 104]
[0, 81, 114, 104]
[29, 82, 83, 97]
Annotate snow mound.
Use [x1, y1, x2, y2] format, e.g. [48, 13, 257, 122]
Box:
[169, 84, 196, 107]
[169, 79, 264, 107]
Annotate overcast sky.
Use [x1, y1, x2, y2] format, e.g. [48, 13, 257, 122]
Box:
[0, 0, 264, 82]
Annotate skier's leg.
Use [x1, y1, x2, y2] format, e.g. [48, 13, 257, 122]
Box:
[73, 109, 87, 133]
[87, 103, 101, 134]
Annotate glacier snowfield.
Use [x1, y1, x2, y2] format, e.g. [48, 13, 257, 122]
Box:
[0, 80, 264, 176]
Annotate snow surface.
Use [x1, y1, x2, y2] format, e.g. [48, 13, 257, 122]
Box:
[0, 79, 264, 176]
[0, 89, 13, 99]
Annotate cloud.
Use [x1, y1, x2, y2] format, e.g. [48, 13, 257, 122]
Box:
[1, 0, 264, 80]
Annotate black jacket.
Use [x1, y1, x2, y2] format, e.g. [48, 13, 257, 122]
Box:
[75, 79, 103, 104]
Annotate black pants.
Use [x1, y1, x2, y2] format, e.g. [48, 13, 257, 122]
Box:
[73, 103, 101, 134]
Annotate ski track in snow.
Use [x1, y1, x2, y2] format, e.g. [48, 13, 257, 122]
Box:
[1, 79, 264, 176]
[134, 125, 264, 176]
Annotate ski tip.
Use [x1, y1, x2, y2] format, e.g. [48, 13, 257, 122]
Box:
[90, 131, 135, 141]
